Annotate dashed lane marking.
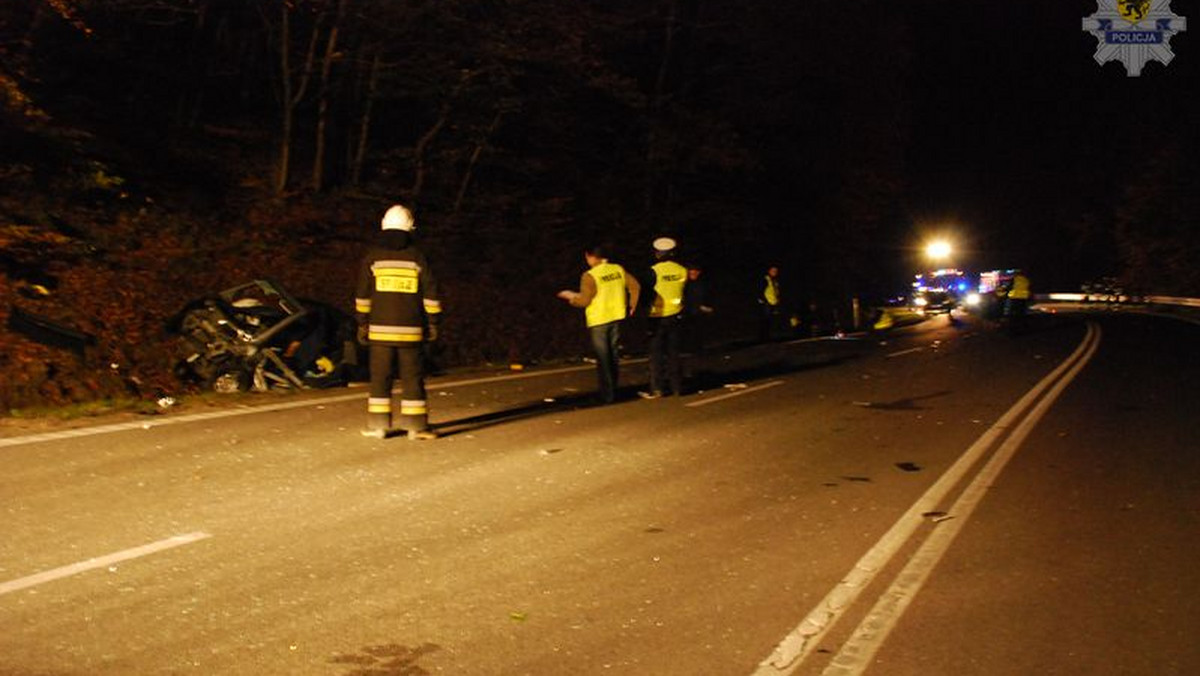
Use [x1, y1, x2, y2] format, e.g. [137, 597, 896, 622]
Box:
[685, 380, 785, 408]
[0, 532, 213, 596]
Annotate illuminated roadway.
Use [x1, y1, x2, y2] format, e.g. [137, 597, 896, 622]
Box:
[2, 309, 1197, 675]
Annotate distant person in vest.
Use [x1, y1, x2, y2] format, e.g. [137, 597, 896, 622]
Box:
[758, 264, 782, 342]
[639, 237, 688, 399]
[558, 244, 641, 404]
[1005, 269, 1032, 334]
[355, 203, 442, 440]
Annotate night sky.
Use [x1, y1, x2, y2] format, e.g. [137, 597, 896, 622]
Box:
[3, 1, 1196, 297]
[900, 0, 1195, 289]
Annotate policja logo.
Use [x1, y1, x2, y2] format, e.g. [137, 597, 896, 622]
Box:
[1082, 0, 1187, 76]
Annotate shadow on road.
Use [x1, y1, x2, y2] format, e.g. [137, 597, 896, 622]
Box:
[433, 338, 870, 438]
[433, 390, 603, 438]
[853, 390, 952, 411]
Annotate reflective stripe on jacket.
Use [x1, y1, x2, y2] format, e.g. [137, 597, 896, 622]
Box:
[649, 260, 688, 318]
[355, 246, 441, 343]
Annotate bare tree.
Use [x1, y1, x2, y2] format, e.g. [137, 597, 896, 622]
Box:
[409, 69, 475, 207]
[453, 106, 506, 215]
[348, 47, 380, 186]
[269, 1, 323, 195]
[311, 0, 346, 192]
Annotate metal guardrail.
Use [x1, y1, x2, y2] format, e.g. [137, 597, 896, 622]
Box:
[1036, 293, 1200, 324]
[1144, 295, 1200, 308]
[1040, 293, 1200, 307]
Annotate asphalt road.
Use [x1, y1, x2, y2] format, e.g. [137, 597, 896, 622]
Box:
[2, 309, 1197, 675]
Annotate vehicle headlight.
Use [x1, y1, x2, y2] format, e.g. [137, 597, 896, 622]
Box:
[913, 297, 928, 307]
[965, 292, 981, 306]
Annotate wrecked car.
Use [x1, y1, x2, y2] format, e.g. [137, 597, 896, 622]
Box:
[167, 279, 365, 393]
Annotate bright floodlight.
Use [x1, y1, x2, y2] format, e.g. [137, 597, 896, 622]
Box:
[925, 240, 952, 261]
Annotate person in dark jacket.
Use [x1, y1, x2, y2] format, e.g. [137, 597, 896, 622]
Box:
[355, 204, 442, 440]
[682, 264, 714, 354]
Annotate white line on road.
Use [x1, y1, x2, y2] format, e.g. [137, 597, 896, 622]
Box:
[685, 380, 785, 407]
[885, 346, 925, 358]
[753, 322, 1101, 675]
[821, 324, 1102, 675]
[0, 531, 212, 596]
[0, 361, 642, 449]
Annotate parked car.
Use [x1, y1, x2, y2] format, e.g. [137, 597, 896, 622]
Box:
[167, 279, 365, 393]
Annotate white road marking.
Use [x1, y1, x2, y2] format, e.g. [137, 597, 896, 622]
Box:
[0, 531, 212, 596]
[885, 346, 924, 358]
[821, 324, 1102, 675]
[0, 394, 364, 448]
[685, 380, 785, 407]
[754, 322, 1101, 675]
[0, 361, 646, 449]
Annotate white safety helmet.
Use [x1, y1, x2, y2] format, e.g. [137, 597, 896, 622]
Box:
[653, 237, 677, 253]
[381, 204, 415, 232]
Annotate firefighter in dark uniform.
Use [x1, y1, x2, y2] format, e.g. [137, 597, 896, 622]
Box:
[355, 204, 441, 440]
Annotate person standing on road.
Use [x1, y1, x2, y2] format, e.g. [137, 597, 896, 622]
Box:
[1005, 269, 1032, 334]
[758, 264, 782, 342]
[640, 237, 688, 399]
[355, 203, 442, 440]
[558, 244, 640, 404]
[682, 264, 714, 355]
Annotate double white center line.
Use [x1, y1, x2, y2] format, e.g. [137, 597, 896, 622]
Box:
[754, 322, 1102, 675]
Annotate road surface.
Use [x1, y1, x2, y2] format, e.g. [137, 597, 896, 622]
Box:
[2, 309, 1197, 675]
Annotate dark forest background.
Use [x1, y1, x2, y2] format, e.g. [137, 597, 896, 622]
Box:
[1, 0, 1196, 411]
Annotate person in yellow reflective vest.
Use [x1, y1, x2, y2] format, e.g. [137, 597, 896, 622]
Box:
[354, 204, 442, 440]
[558, 244, 640, 404]
[1005, 269, 1032, 334]
[758, 265, 782, 341]
[639, 237, 688, 399]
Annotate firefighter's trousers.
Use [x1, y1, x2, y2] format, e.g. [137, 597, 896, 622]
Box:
[366, 344, 428, 433]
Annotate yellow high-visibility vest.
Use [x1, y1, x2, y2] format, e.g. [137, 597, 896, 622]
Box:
[763, 275, 780, 306]
[873, 308, 894, 330]
[649, 260, 688, 318]
[585, 262, 629, 327]
[1008, 274, 1031, 299]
